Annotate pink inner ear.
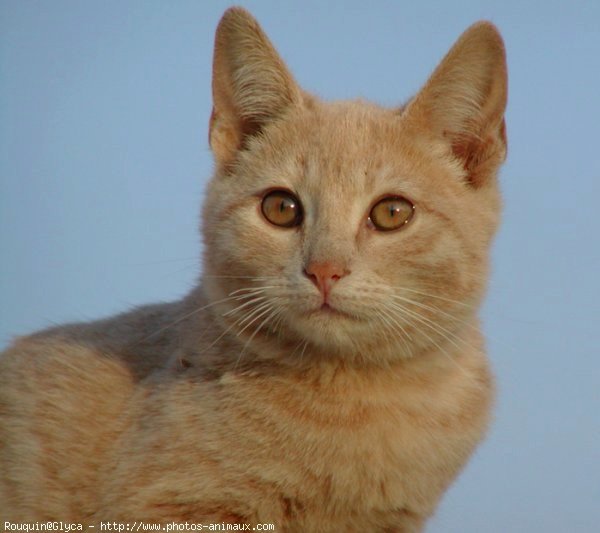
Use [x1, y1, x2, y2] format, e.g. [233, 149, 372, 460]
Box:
[450, 117, 507, 188]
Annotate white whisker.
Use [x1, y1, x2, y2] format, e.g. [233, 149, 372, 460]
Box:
[388, 301, 468, 353]
[390, 286, 476, 309]
[235, 301, 276, 329]
[233, 300, 279, 335]
[134, 293, 249, 344]
[228, 286, 276, 296]
[222, 295, 267, 317]
[391, 294, 479, 334]
[234, 305, 282, 369]
[386, 302, 488, 386]
[374, 307, 413, 355]
[289, 338, 305, 359]
[298, 339, 309, 363]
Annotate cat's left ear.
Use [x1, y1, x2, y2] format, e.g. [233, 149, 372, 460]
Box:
[402, 22, 508, 187]
[209, 7, 303, 169]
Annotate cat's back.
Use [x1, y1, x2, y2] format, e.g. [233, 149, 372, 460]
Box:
[0, 300, 183, 519]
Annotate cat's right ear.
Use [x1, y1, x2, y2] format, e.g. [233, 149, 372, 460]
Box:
[402, 22, 508, 187]
[209, 7, 302, 168]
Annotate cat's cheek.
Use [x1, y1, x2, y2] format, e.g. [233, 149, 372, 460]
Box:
[209, 198, 304, 283]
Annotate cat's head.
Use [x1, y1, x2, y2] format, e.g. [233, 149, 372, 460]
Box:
[201, 8, 507, 364]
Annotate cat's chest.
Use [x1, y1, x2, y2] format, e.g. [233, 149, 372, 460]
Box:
[275, 394, 431, 504]
[115, 360, 488, 527]
[221, 367, 473, 517]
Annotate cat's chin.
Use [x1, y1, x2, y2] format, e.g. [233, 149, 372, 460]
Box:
[286, 306, 384, 356]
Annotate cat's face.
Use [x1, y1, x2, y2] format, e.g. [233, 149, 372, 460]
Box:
[203, 101, 501, 361]
[201, 9, 506, 363]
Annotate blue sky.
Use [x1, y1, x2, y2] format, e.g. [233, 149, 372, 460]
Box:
[1, 1, 598, 531]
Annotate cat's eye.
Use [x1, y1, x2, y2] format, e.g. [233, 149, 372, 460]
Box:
[369, 196, 414, 231]
[261, 190, 303, 228]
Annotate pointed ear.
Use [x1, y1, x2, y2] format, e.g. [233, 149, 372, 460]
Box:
[403, 22, 508, 187]
[209, 7, 302, 168]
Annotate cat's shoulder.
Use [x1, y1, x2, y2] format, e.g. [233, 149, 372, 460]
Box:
[0, 329, 134, 413]
[0, 299, 186, 390]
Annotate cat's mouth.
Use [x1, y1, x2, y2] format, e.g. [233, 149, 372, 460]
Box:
[310, 303, 357, 320]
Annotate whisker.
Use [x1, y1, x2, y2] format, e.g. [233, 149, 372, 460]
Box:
[202, 299, 280, 361]
[372, 309, 399, 345]
[222, 296, 267, 317]
[391, 294, 479, 333]
[389, 286, 476, 309]
[272, 311, 286, 339]
[374, 307, 413, 355]
[228, 286, 277, 296]
[201, 315, 241, 354]
[388, 301, 471, 354]
[230, 297, 280, 336]
[386, 303, 476, 380]
[377, 305, 413, 342]
[234, 306, 282, 369]
[289, 337, 306, 359]
[235, 301, 276, 329]
[388, 289, 519, 356]
[298, 339, 309, 363]
[132, 280, 280, 345]
[133, 293, 249, 344]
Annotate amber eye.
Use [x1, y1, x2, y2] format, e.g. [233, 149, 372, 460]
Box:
[261, 190, 303, 228]
[369, 196, 414, 231]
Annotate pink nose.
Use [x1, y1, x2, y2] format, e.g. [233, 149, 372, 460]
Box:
[303, 261, 349, 300]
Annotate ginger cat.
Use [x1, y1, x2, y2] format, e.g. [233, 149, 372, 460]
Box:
[0, 7, 507, 532]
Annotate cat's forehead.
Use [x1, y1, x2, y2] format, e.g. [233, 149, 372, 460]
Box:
[299, 100, 403, 157]
[269, 100, 420, 193]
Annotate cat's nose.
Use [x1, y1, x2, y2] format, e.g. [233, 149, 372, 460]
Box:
[303, 261, 349, 300]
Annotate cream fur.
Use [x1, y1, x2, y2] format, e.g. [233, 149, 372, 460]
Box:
[0, 7, 507, 532]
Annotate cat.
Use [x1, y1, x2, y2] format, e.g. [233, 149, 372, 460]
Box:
[0, 7, 507, 532]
